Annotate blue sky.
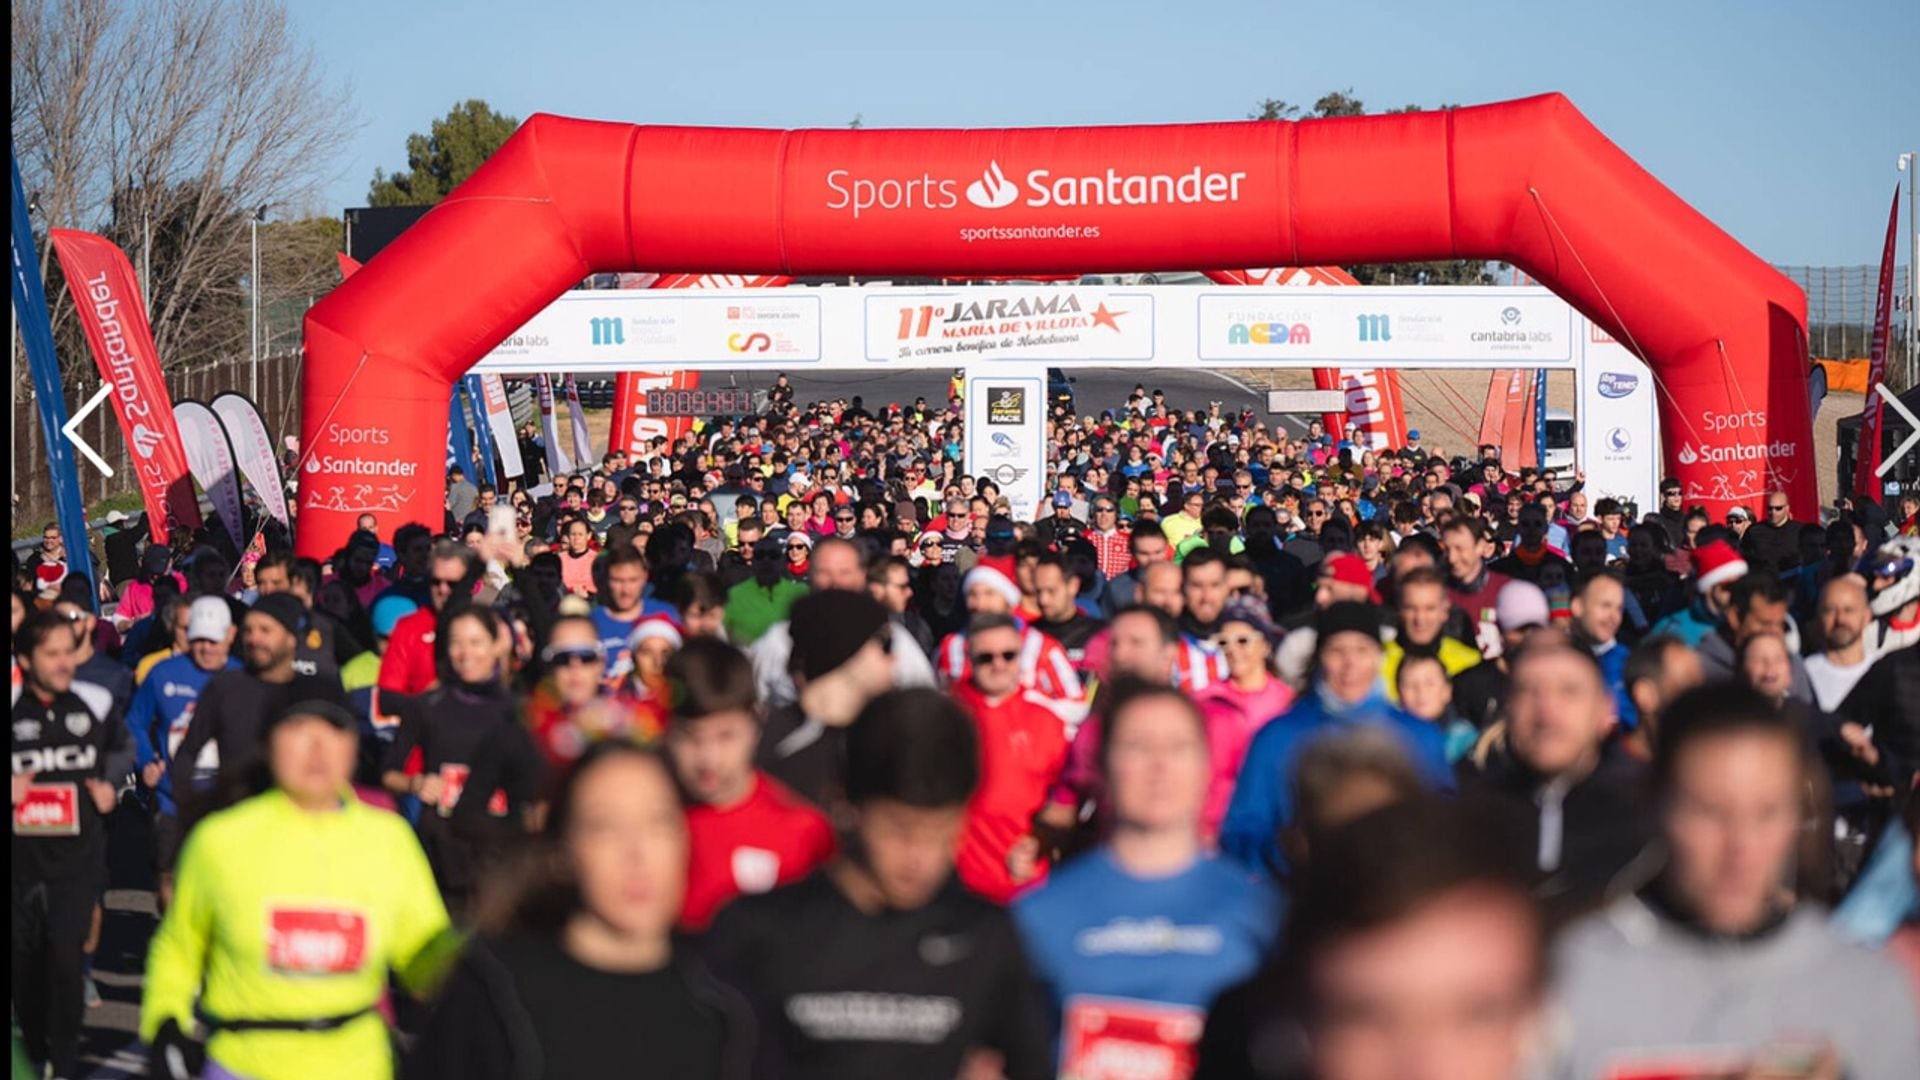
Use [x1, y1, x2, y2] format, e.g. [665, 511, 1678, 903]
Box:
[294, 0, 1916, 268]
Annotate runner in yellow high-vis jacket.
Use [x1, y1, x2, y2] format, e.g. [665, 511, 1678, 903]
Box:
[142, 699, 458, 1080]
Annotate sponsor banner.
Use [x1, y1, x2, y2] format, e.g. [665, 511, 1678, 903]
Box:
[478, 375, 525, 478]
[562, 374, 596, 466]
[1478, 370, 1514, 450]
[966, 367, 1046, 522]
[1852, 188, 1900, 497]
[173, 400, 247, 551]
[1195, 290, 1572, 365]
[471, 284, 1584, 374]
[11, 152, 98, 599]
[46, 228, 201, 544]
[1532, 369, 1549, 467]
[535, 374, 574, 476]
[1578, 326, 1659, 517]
[864, 286, 1154, 364]
[483, 292, 823, 367]
[208, 393, 290, 528]
[1203, 267, 1407, 451]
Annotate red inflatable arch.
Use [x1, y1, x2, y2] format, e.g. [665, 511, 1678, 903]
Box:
[298, 92, 1811, 558]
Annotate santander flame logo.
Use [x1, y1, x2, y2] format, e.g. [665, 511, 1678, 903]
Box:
[965, 162, 1019, 209]
[1676, 444, 1699, 466]
[130, 423, 164, 459]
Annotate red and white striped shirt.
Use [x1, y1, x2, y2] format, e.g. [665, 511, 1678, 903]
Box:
[935, 625, 1085, 705]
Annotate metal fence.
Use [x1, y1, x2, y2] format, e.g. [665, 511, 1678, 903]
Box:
[1775, 264, 1915, 380]
[9, 350, 302, 532]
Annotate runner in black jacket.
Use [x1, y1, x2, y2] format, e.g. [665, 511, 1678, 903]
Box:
[703, 689, 1053, 1080]
[11, 611, 133, 1079]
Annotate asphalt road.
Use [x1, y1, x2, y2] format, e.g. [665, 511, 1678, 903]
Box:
[679, 367, 1292, 433]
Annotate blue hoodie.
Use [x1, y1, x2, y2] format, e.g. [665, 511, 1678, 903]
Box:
[124, 652, 241, 816]
[1649, 593, 1719, 647]
[1218, 684, 1453, 879]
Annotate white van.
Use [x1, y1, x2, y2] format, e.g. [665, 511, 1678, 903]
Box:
[1544, 408, 1576, 473]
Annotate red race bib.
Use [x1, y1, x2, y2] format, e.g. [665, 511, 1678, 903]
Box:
[1060, 997, 1205, 1080]
[266, 906, 368, 975]
[437, 763, 508, 817]
[13, 783, 80, 836]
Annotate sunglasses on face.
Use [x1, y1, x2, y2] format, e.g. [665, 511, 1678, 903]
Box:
[430, 576, 464, 590]
[542, 644, 606, 667]
[1215, 633, 1263, 649]
[972, 649, 1020, 666]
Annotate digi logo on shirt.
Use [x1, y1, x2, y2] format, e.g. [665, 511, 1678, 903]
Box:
[267, 906, 368, 975]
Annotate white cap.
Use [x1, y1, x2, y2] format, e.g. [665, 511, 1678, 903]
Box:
[187, 596, 232, 643]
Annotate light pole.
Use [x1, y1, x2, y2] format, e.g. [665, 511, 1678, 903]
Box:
[249, 204, 266, 400]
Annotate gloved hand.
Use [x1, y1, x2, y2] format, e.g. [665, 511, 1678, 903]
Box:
[149, 1018, 206, 1080]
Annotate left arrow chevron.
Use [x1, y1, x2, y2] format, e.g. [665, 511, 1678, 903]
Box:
[62, 382, 115, 477]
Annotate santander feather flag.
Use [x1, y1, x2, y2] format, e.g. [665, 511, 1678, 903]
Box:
[48, 229, 201, 543]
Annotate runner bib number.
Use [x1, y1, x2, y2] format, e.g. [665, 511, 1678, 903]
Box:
[1060, 997, 1205, 1080]
[436, 763, 508, 817]
[13, 783, 80, 836]
[266, 906, 369, 975]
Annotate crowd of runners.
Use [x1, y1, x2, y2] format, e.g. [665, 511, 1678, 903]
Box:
[12, 375, 1920, 1080]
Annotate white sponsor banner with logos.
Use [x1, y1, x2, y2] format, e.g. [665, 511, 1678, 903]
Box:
[470, 285, 1580, 374]
[483, 292, 824, 367]
[965, 366, 1046, 523]
[865, 289, 1155, 364]
[1577, 327, 1660, 517]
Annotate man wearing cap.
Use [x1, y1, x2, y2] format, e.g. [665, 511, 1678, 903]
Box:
[1650, 539, 1748, 648]
[1218, 601, 1453, 879]
[1654, 478, 1687, 547]
[125, 596, 241, 904]
[170, 593, 351, 802]
[1032, 490, 1085, 551]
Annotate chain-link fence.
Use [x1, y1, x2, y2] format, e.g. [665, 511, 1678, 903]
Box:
[9, 349, 301, 534]
[1775, 264, 1916, 391]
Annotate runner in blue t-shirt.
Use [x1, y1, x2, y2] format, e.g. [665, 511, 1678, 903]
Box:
[1012, 685, 1280, 1073]
[590, 546, 678, 676]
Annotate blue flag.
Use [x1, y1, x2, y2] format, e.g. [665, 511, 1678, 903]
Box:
[11, 147, 98, 607]
[447, 384, 480, 488]
[1533, 368, 1549, 471]
[464, 375, 498, 488]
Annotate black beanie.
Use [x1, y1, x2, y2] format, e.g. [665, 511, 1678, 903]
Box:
[788, 590, 888, 682]
[1314, 600, 1382, 649]
[250, 593, 308, 638]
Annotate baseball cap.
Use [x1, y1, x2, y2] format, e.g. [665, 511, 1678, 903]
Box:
[186, 596, 232, 643]
[1495, 580, 1552, 632]
[1406, 429, 1422, 441]
[1052, 490, 1074, 509]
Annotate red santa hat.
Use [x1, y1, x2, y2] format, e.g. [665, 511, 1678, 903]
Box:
[626, 614, 684, 652]
[1691, 540, 1748, 595]
[962, 561, 1022, 609]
